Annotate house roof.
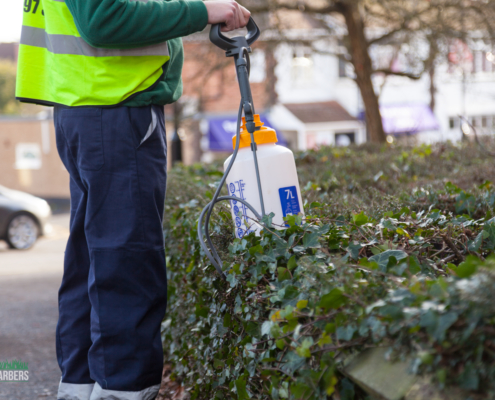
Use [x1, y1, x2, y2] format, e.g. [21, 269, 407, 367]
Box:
[283, 101, 357, 124]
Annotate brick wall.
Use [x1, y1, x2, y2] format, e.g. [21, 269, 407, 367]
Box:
[181, 42, 272, 114]
[174, 42, 274, 164]
[0, 118, 70, 198]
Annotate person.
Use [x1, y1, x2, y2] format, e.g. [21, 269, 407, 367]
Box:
[15, 1, 250, 399]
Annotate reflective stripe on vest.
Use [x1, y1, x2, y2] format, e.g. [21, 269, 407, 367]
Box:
[16, 0, 170, 107]
[20, 26, 170, 57]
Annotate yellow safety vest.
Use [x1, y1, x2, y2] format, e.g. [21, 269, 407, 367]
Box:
[16, 0, 170, 107]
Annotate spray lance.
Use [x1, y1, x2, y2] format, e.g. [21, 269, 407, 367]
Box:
[198, 18, 304, 280]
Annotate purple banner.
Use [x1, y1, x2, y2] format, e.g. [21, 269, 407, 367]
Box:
[360, 104, 440, 135]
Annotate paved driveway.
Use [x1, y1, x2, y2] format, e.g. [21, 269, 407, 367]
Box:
[0, 214, 69, 399]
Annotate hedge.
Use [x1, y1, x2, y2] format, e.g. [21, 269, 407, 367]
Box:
[161, 142, 495, 399]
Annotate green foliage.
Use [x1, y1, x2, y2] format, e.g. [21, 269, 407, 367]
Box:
[162, 143, 495, 399]
[0, 60, 20, 114]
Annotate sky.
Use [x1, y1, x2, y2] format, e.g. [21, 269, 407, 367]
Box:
[0, 1, 23, 43]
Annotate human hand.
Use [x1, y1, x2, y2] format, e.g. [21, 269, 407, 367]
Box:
[204, 0, 251, 32]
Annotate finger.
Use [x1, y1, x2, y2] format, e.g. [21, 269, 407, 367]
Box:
[221, 3, 235, 32]
[221, 20, 233, 32]
[224, 9, 235, 32]
[231, 6, 237, 30]
[240, 6, 250, 21]
[236, 7, 242, 30]
[240, 6, 250, 27]
[233, 3, 240, 30]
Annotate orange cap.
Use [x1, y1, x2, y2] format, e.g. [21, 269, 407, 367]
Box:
[232, 114, 278, 149]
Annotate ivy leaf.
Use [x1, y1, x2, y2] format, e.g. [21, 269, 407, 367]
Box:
[352, 211, 369, 226]
[281, 351, 306, 374]
[296, 338, 314, 358]
[456, 255, 480, 278]
[287, 256, 297, 271]
[336, 324, 356, 341]
[419, 309, 438, 336]
[277, 267, 291, 282]
[458, 363, 479, 390]
[483, 219, 495, 249]
[433, 312, 458, 342]
[283, 285, 300, 300]
[468, 231, 483, 252]
[380, 218, 397, 231]
[244, 321, 259, 337]
[296, 300, 308, 309]
[290, 382, 311, 398]
[339, 378, 356, 400]
[261, 212, 275, 228]
[347, 242, 363, 260]
[261, 321, 274, 337]
[303, 232, 321, 248]
[318, 332, 332, 347]
[369, 250, 408, 272]
[226, 273, 238, 288]
[256, 252, 276, 263]
[195, 304, 209, 318]
[249, 244, 263, 256]
[320, 288, 347, 310]
[234, 377, 249, 400]
[279, 382, 289, 398]
[455, 191, 476, 215]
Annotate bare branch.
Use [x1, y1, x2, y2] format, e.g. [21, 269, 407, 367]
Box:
[373, 69, 421, 80]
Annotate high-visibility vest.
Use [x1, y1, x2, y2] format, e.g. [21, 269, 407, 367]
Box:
[16, 0, 170, 107]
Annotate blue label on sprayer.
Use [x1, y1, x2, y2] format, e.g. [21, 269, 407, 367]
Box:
[229, 179, 254, 238]
[279, 186, 301, 218]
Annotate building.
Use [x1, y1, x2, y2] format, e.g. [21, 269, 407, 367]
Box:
[270, 101, 366, 150]
[177, 13, 495, 162]
[0, 43, 18, 63]
[0, 111, 181, 199]
[0, 113, 70, 199]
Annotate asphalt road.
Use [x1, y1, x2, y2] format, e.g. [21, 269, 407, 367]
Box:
[0, 214, 69, 399]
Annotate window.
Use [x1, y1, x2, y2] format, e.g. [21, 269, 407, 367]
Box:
[473, 50, 494, 73]
[339, 57, 347, 78]
[335, 133, 355, 147]
[449, 117, 456, 130]
[457, 115, 495, 132]
[473, 50, 484, 73]
[249, 50, 266, 83]
[291, 47, 314, 86]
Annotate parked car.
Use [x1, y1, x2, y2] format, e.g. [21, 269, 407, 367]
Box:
[0, 185, 52, 250]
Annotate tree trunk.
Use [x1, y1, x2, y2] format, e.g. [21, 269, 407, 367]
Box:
[264, 42, 278, 109]
[429, 66, 436, 112]
[339, 2, 386, 143]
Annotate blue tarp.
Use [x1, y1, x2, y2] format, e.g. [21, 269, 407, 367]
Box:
[208, 115, 286, 151]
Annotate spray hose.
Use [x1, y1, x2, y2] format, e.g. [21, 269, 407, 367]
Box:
[197, 19, 267, 280]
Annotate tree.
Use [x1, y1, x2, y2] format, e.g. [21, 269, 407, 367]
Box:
[0, 60, 20, 114]
[249, 0, 495, 142]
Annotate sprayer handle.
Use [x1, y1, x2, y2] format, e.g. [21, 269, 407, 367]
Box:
[210, 17, 261, 52]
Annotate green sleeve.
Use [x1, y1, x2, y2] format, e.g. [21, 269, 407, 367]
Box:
[64, 0, 209, 49]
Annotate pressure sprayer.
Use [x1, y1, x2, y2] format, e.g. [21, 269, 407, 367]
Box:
[198, 18, 303, 280]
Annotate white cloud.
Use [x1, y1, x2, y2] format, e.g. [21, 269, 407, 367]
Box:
[0, 0, 23, 43]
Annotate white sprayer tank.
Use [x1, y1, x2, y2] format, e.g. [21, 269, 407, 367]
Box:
[224, 115, 304, 239]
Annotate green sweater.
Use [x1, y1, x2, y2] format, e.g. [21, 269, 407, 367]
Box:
[64, 0, 209, 107]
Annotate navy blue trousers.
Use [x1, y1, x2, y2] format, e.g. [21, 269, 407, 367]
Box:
[54, 105, 167, 397]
